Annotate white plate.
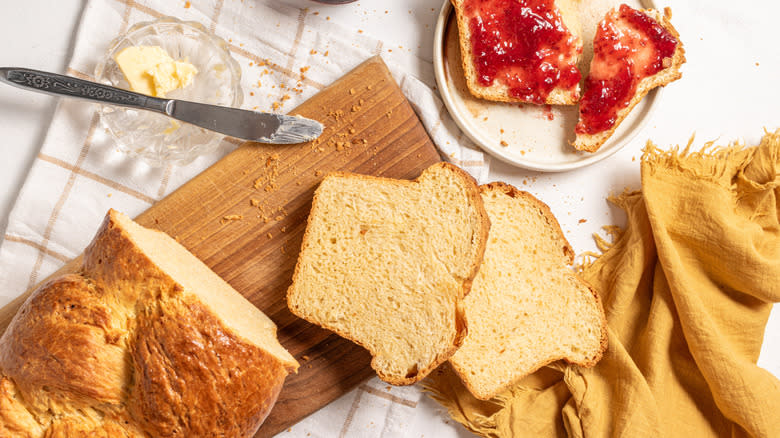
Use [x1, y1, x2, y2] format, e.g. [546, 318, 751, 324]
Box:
[433, 0, 662, 172]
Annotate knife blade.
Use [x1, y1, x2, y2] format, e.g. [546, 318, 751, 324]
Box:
[0, 67, 323, 144]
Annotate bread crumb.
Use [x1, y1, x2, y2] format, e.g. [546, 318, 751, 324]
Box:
[275, 215, 284, 221]
[281, 226, 287, 233]
[267, 232, 273, 239]
[272, 101, 281, 110]
[302, 355, 310, 361]
[328, 109, 345, 121]
[250, 199, 261, 207]
[221, 215, 243, 224]
[310, 49, 317, 54]
[184, 1, 191, 8]
[349, 128, 356, 134]
[578, 219, 587, 224]
[500, 128, 505, 134]
[107, 193, 112, 198]
[349, 88, 356, 95]
[500, 140, 509, 147]
[351, 105, 361, 112]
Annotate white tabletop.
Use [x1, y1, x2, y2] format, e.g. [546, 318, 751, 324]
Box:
[1, 0, 778, 429]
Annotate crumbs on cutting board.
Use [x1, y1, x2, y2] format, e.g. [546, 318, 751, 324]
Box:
[253, 153, 281, 192]
[221, 214, 243, 224]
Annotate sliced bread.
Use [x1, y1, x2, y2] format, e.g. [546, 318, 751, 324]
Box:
[449, 183, 607, 400]
[573, 6, 685, 152]
[287, 163, 490, 385]
[451, 0, 583, 105]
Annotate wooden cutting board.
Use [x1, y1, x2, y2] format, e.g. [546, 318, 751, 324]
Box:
[0, 56, 442, 436]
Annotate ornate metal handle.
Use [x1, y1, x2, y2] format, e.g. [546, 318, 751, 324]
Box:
[0, 67, 169, 114]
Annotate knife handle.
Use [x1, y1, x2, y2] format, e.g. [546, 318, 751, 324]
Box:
[0, 67, 170, 114]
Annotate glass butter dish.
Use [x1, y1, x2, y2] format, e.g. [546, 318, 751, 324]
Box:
[95, 17, 242, 166]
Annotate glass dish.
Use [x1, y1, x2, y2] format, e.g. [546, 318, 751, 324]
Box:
[94, 17, 242, 166]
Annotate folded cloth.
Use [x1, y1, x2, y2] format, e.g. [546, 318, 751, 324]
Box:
[426, 131, 780, 437]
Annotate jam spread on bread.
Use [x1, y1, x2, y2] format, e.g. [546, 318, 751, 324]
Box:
[463, 0, 581, 104]
[576, 5, 679, 135]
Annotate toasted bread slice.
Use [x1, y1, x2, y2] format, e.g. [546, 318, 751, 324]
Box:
[449, 183, 607, 400]
[573, 6, 685, 152]
[287, 163, 490, 385]
[451, 0, 583, 105]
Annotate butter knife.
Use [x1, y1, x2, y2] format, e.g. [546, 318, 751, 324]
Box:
[0, 67, 323, 144]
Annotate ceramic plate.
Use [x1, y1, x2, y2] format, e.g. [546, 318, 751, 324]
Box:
[433, 0, 662, 171]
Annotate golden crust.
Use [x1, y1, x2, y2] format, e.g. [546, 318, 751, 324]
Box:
[288, 162, 490, 385]
[449, 182, 608, 400]
[573, 7, 686, 152]
[451, 0, 583, 105]
[0, 210, 291, 436]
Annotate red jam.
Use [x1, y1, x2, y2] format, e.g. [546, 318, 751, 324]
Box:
[463, 0, 582, 104]
[576, 5, 679, 135]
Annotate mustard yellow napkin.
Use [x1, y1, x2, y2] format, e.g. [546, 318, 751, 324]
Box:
[426, 131, 780, 437]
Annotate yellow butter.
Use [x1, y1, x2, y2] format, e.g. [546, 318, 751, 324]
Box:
[163, 119, 181, 135]
[114, 46, 197, 97]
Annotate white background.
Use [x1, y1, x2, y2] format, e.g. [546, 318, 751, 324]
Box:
[1, 0, 778, 433]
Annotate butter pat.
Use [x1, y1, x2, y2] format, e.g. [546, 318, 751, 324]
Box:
[114, 46, 197, 97]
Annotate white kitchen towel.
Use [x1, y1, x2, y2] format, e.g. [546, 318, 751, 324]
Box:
[0, 0, 485, 437]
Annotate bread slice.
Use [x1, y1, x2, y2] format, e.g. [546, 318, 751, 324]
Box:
[287, 163, 490, 385]
[449, 183, 607, 400]
[451, 0, 583, 105]
[573, 6, 685, 152]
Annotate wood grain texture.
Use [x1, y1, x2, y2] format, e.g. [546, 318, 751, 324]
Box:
[0, 56, 442, 437]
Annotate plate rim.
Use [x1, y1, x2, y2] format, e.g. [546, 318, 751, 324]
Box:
[432, 0, 664, 172]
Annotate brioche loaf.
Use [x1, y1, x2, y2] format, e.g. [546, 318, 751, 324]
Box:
[0, 210, 297, 437]
[449, 183, 607, 400]
[287, 163, 490, 385]
[451, 0, 583, 105]
[573, 6, 685, 152]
